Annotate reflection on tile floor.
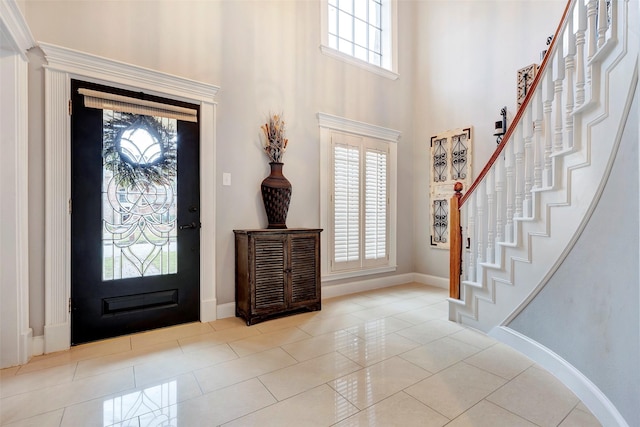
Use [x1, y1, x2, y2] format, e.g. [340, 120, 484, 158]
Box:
[0, 283, 602, 426]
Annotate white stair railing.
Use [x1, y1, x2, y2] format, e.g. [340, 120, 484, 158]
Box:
[449, 0, 625, 327]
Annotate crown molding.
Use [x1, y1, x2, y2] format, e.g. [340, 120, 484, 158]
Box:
[39, 42, 219, 104]
[317, 112, 401, 143]
[0, 0, 36, 58]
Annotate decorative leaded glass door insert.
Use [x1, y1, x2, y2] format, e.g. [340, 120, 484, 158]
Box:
[102, 111, 178, 280]
[71, 80, 200, 345]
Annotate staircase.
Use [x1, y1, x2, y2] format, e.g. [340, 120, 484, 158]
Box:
[448, 0, 638, 333]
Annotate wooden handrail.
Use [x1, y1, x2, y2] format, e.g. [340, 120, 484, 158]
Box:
[449, 183, 463, 299]
[459, 0, 574, 208]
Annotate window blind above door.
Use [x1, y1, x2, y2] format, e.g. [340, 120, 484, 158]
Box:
[78, 88, 198, 122]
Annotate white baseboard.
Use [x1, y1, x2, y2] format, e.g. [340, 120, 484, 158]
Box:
[20, 328, 32, 364]
[412, 273, 448, 289]
[44, 322, 70, 354]
[321, 272, 416, 299]
[214, 272, 447, 319]
[200, 298, 218, 322]
[490, 326, 629, 427]
[31, 335, 44, 357]
[216, 302, 236, 320]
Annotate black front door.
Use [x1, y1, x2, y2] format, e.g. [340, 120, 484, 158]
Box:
[70, 80, 200, 345]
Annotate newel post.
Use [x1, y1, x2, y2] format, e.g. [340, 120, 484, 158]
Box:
[450, 182, 463, 299]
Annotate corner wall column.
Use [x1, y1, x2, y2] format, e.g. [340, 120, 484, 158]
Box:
[0, 0, 35, 367]
[43, 67, 71, 353]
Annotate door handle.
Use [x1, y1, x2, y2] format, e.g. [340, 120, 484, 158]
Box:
[179, 222, 200, 230]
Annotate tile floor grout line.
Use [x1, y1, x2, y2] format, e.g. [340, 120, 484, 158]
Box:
[479, 367, 550, 426]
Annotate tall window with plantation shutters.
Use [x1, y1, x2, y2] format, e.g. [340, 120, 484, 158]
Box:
[318, 112, 399, 280]
[331, 132, 389, 272]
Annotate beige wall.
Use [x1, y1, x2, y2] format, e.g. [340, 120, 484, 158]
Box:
[21, 0, 563, 335]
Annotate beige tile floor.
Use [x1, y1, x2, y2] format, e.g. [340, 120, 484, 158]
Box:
[0, 283, 601, 427]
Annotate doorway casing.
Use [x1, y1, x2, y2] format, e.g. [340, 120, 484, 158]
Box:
[0, 0, 35, 368]
[41, 43, 219, 353]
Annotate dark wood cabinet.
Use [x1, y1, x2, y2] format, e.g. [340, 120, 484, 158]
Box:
[234, 228, 322, 325]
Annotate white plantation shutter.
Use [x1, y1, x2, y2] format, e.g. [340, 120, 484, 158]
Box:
[334, 144, 360, 264]
[331, 131, 389, 271]
[365, 147, 387, 263]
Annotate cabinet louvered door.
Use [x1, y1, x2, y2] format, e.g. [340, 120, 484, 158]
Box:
[290, 234, 319, 306]
[234, 229, 321, 325]
[252, 236, 287, 312]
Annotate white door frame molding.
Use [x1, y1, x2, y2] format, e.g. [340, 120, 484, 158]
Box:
[0, 0, 35, 368]
[40, 43, 219, 353]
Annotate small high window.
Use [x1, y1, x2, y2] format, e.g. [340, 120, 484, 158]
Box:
[321, 0, 398, 79]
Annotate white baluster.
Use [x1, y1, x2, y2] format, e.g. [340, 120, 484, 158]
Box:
[495, 154, 505, 248]
[486, 170, 495, 264]
[533, 88, 544, 191]
[554, 34, 565, 153]
[523, 106, 534, 218]
[586, 0, 598, 62]
[505, 139, 515, 243]
[514, 123, 525, 219]
[466, 197, 476, 282]
[597, 0, 608, 48]
[565, 16, 576, 149]
[543, 66, 554, 188]
[575, 0, 587, 107]
[475, 182, 484, 283]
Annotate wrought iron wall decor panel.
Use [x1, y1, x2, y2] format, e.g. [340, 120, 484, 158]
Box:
[451, 133, 469, 180]
[429, 127, 472, 249]
[432, 137, 448, 182]
[431, 198, 449, 245]
[517, 63, 539, 109]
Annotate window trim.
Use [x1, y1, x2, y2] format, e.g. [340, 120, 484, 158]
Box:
[318, 112, 400, 281]
[320, 0, 399, 80]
